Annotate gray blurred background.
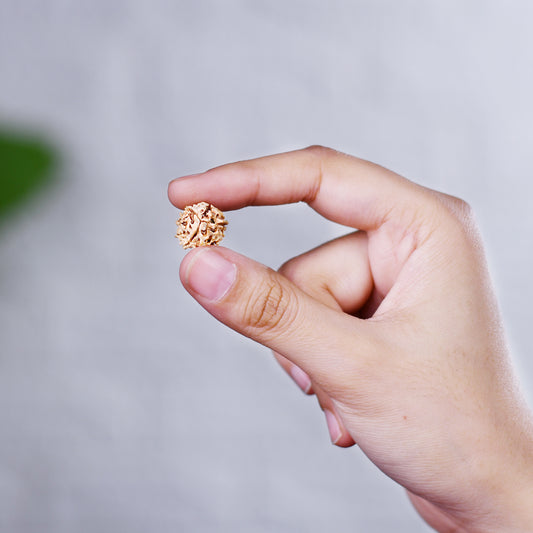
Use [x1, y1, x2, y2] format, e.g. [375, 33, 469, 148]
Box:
[1, 1, 532, 532]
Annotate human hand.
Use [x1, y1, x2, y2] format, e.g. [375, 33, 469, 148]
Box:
[168, 147, 533, 532]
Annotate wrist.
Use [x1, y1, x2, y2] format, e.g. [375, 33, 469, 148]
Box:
[495, 467, 533, 532]
[464, 418, 533, 532]
[478, 480, 533, 533]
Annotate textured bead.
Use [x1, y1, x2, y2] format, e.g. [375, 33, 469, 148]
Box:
[175, 202, 228, 249]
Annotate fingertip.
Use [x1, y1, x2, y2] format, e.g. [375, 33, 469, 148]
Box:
[290, 364, 314, 395]
[179, 247, 237, 302]
[168, 173, 203, 208]
[178, 247, 200, 285]
[324, 409, 356, 448]
[324, 409, 342, 445]
[334, 433, 357, 448]
[167, 178, 182, 208]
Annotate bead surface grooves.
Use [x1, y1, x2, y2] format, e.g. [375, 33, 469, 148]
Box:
[175, 202, 228, 249]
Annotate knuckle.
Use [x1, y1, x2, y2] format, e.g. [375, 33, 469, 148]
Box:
[304, 144, 336, 160]
[431, 192, 480, 243]
[242, 274, 297, 335]
[278, 257, 303, 283]
[304, 144, 328, 153]
[278, 257, 318, 295]
[457, 199, 475, 225]
[436, 193, 473, 222]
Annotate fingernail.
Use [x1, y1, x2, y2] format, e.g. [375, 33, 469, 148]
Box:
[186, 249, 237, 301]
[324, 409, 342, 445]
[290, 365, 312, 394]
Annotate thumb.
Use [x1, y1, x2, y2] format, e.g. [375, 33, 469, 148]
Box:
[179, 246, 371, 383]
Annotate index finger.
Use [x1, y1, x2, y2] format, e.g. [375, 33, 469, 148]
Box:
[168, 146, 431, 231]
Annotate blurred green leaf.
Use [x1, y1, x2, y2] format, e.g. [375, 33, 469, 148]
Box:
[0, 128, 57, 220]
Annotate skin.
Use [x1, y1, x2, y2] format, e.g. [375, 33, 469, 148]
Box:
[168, 146, 533, 532]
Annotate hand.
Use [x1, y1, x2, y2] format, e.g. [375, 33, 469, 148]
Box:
[168, 146, 533, 532]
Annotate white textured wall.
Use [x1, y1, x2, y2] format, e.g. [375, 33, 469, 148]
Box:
[1, 1, 532, 531]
